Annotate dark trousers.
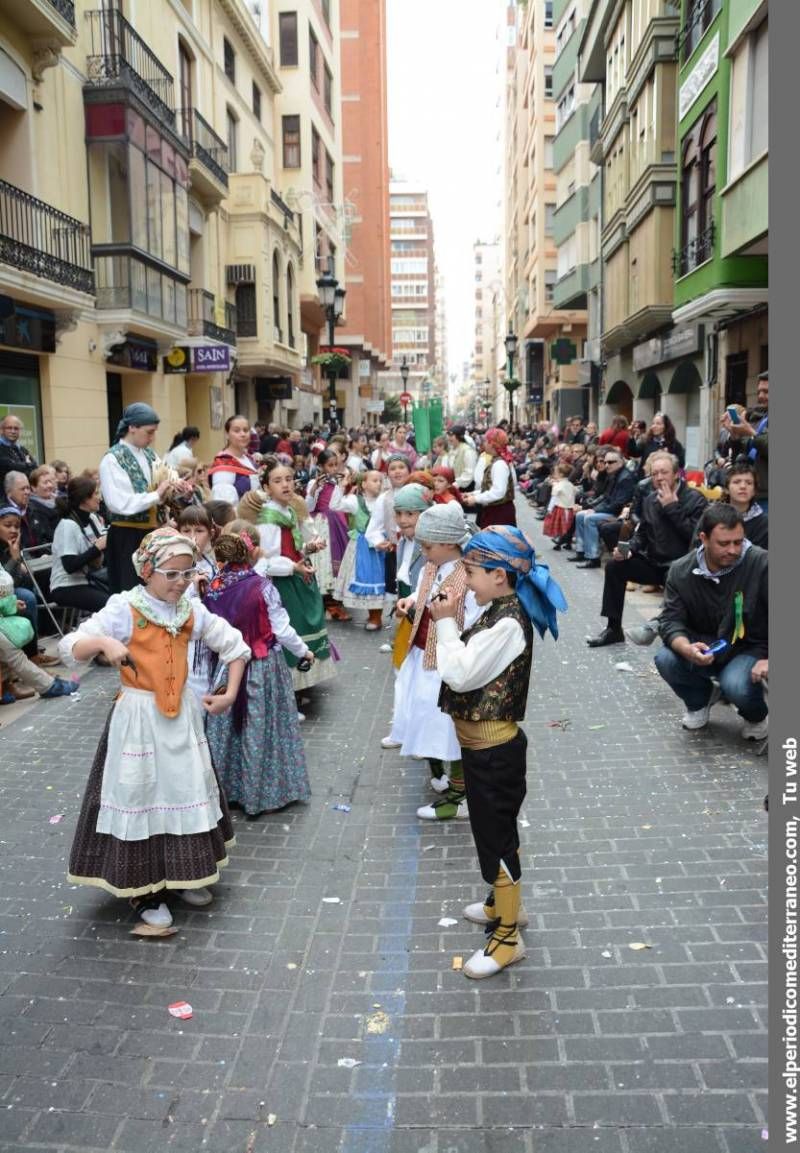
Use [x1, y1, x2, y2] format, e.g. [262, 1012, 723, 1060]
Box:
[107, 525, 149, 594]
[598, 519, 623, 553]
[462, 730, 527, 884]
[600, 556, 668, 627]
[52, 584, 109, 613]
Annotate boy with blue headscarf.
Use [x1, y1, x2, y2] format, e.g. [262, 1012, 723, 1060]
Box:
[429, 524, 566, 979]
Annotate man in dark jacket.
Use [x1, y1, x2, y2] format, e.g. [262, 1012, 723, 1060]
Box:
[720, 372, 768, 508]
[654, 504, 768, 739]
[587, 452, 707, 645]
[0, 415, 38, 487]
[568, 450, 636, 568]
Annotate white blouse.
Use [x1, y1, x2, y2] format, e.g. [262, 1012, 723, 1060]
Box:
[472, 458, 514, 506]
[256, 499, 318, 577]
[99, 445, 161, 517]
[59, 589, 251, 667]
[365, 488, 400, 548]
[210, 454, 260, 506]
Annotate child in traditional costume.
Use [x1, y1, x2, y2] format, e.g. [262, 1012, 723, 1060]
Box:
[542, 462, 577, 546]
[431, 466, 463, 505]
[204, 527, 312, 816]
[306, 449, 351, 620]
[430, 525, 566, 978]
[256, 456, 338, 691]
[383, 502, 482, 814]
[332, 469, 386, 630]
[386, 483, 430, 671]
[61, 527, 250, 931]
[365, 454, 412, 598]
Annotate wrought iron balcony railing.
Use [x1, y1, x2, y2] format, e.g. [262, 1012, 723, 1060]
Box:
[85, 8, 176, 131]
[0, 178, 93, 294]
[676, 0, 721, 61]
[271, 187, 295, 223]
[672, 220, 715, 278]
[178, 109, 229, 188]
[187, 288, 237, 345]
[48, 0, 76, 27]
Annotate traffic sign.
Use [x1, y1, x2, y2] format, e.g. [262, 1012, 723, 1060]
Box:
[399, 391, 413, 406]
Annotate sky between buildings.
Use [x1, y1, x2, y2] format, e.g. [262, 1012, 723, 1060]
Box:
[386, 0, 506, 382]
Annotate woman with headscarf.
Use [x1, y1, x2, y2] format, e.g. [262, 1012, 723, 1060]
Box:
[463, 428, 517, 528]
[430, 525, 567, 979]
[98, 403, 175, 594]
[59, 526, 251, 932]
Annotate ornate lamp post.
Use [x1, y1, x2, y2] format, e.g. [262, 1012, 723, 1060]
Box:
[315, 258, 346, 433]
[503, 326, 519, 429]
[399, 356, 410, 422]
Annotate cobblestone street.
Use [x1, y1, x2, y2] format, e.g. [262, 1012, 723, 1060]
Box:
[0, 501, 768, 1153]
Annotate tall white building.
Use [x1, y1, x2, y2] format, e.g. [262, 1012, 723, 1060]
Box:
[384, 179, 437, 399]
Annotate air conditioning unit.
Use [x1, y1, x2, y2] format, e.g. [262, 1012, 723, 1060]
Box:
[226, 264, 256, 285]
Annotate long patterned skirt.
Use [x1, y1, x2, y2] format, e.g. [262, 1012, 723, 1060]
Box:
[207, 649, 310, 815]
[272, 572, 339, 691]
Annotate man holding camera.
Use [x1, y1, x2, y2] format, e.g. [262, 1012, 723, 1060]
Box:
[586, 453, 707, 646]
[653, 503, 768, 739]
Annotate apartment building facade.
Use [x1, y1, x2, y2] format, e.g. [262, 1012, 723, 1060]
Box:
[0, 0, 321, 469]
[472, 239, 501, 420]
[335, 0, 391, 426]
[671, 0, 768, 428]
[385, 180, 437, 401]
[504, 0, 588, 428]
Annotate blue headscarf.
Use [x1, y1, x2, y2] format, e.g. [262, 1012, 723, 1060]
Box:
[463, 525, 567, 640]
[115, 402, 160, 443]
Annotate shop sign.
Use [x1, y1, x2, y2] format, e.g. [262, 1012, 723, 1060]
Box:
[255, 376, 293, 401]
[0, 302, 56, 354]
[633, 326, 702, 372]
[164, 345, 232, 374]
[108, 337, 158, 372]
[679, 32, 719, 119]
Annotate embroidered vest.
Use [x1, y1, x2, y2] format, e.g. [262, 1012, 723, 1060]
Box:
[108, 443, 159, 527]
[481, 459, 515, 506]
[438, 595, 533, 722]
[407, 560, 468, 670]
[121, 606, 193, 717]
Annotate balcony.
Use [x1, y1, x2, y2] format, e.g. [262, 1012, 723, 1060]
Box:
[94, 248, 188, 334]
[187, 289, 237, 346]
[672, 221, 715, 278]
[0, 178, 94, 297]
[552, 263, 590, 310]
[0, 0, 77, 47]
[676, 0, 721, 63]
[178, 109, 229, 205]
[85, 9, 178, 138]
[589, 105, 603, 165]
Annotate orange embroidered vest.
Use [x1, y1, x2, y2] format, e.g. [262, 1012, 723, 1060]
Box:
[120, 607, 194, 717]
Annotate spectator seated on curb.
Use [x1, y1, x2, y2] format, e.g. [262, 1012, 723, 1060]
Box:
[586, 452, 708, 647]
[0, 505, 59, 668]
[654, 504, 768, 740]
[567, 450, 636, 569]
[0, 619, 78, 703]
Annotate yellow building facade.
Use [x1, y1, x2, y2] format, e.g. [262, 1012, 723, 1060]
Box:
[0, 0, 319, 472]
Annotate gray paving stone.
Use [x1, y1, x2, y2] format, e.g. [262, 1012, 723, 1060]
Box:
[0, 498, 767, 1150]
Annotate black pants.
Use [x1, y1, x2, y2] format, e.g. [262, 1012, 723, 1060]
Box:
[384, 548, 397, 596]
[52, 584, 109, 613]
[107, 525, 150, 594]
[462, 730, 527, 884]
[598, 519, 623, 554]
[600, 556, 668, 627]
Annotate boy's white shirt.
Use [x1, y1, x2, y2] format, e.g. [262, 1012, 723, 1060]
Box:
[435, 613, 527, 694]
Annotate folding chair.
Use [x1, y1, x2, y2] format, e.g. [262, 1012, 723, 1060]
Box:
[20, 544, 68, 638]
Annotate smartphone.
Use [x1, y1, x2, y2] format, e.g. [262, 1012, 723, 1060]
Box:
[726, 406, 742, 425]
[707, 638, 729, 656]
[617, 541, 631, 558]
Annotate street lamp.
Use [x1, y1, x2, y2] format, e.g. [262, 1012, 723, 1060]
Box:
[316, 257, 346, 433]
[504, 326, 519, 429]
[483, 377, 491, 425]
[400, 356, 410, 422]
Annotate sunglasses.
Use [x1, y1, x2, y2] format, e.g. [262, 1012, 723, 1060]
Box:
[155, 566, 199, 582]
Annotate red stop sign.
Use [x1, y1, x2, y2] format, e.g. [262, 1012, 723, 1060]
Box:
[399, 392, 413, 406]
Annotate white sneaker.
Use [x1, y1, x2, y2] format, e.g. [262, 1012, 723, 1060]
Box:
[430, 775, 450, 794]
[464, 930, 527, 979]
[463, 900, 529, 928]
[139, 902, 173, 929]
[681, 684, 721, 730]
[742, 717, 768, 741]
[381, 735, 401, 749]
[416, 795, 469, 821]
[177, 887, 213, 907]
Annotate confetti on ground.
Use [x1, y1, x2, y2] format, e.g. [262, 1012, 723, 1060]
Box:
[48, 814, 63, 824]
[588, 724, 606, 731]
[615, 662, 635, 673]
[286, 962, 297, 970]
[629, 942, 652, 951]
[267, 1114, 277, 1126]
[378, 644, 392, 653]
[337, 1058, 361, 1068]
[438, 917, 457, 927]
[520, 818, 530, 828]
[322, 897, 341, 904]
[547, 719, 570, 730]
[641, 824, 653, 830]
[601, 950, 612, 958]
[365, 1010, 390, 1034]
[168, 1001, 193, 1019]
[452, 956, 463, 971]
[332, 803, 351, 813]
[422, 845, 435, 852]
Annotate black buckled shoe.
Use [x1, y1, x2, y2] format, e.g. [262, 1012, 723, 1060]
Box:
[587, 627, 625, 647]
